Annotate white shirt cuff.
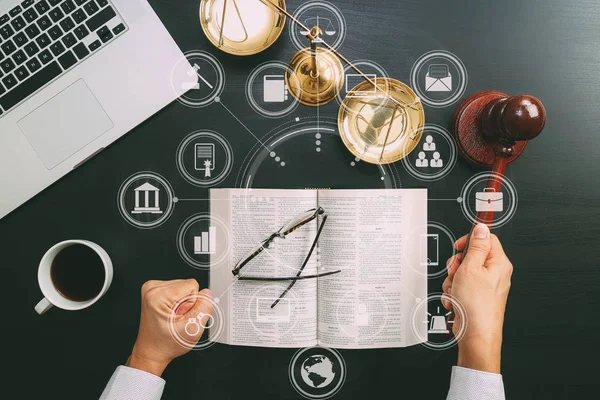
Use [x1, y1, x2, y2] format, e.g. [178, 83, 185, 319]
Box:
[99, 366, 166, 400]
[447, 366, 506, 400]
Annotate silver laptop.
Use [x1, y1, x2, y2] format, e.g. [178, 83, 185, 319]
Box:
[0, 0, 196, 219]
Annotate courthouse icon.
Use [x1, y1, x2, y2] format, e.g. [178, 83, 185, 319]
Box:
[132, 182, 163, 214]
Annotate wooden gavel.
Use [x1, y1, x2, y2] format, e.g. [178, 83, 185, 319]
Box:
[452, 90, 547, 254]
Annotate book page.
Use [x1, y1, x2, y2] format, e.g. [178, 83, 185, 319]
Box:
[210, 189, 319, 348]
[316, 189, 427, 349]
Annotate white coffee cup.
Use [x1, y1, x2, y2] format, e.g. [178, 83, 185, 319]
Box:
[35, 240, 113, 315]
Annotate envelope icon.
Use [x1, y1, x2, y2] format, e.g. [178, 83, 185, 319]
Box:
[475, 188, 504, 212]
[425, 64, 452, 92]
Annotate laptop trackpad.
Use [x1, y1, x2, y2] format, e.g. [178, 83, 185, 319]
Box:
[18, 80, 113, 170]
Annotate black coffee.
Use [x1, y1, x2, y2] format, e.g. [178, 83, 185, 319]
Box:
[50, 244, 105, 302]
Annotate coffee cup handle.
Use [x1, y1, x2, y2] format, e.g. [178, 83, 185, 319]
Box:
[35, 298, 53, 315]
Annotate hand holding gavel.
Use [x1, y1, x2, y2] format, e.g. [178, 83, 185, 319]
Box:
[452, 91, 547, 255]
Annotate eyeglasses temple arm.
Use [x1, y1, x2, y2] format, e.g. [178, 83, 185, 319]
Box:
[232, 235, 276, 276]
[271, 214, 329, 308]
[238, 269, 341, 281]
[281, 209, 321, 235]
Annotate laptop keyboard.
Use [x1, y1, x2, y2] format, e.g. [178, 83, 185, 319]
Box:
[0, 0, 127, 117]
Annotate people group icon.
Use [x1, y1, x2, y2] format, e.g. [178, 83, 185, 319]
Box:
[416, 135, 443, 168]
[431, 152, 443, 167]
[423, 135, 436, 151]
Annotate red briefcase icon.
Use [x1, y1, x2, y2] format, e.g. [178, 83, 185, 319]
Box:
[475, 188, 504, 212]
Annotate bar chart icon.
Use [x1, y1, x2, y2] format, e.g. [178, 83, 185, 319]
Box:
[194, 226, 216, 255]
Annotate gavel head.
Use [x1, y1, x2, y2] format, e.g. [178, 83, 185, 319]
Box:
[452, 91, 547, 167]
[481, 95, 547, 144]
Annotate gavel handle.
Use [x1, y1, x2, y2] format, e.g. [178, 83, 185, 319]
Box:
[461, 152, 510, 259]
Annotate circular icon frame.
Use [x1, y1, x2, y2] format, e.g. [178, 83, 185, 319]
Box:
[117, 172, 175, 229]
[401, 124, 457, 181]
[168, 292, 224, 351]
[403, 221, 458, 279]
[246, 61, 301, 118]
[169, 50, 225, 108]
[245, 284, 303, 339]
[410, 293, 468, 351]
[289, 346, 347, 400]
[334, 59, 391, 116]
[459, 172, 519, 229]
[176, 213, 232, 270]
[334, 290, 390, 340]
[410, 50, 468, 108]
[290, 1, 347, 52]
[176, 130, 234, 187]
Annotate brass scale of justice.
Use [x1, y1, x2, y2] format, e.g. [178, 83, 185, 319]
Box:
[200, 0, 425, 165]
[200, 0, 547, 233]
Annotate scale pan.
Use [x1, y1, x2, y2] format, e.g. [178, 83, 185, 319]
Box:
[200, 0, 286, 56]
[338, 78, 425, 164]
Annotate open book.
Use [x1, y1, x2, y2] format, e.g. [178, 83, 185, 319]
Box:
[210, 189, 427, 349]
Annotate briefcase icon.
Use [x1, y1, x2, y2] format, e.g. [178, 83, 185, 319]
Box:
[425, 64, 452, 92]
[475, 188, 504, 212]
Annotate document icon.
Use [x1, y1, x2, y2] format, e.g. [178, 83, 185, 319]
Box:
[263, 75, 288, 102]
[475, 188, 504, 212]
[425, 64, 452, 92]
[195, 143, 215, 178]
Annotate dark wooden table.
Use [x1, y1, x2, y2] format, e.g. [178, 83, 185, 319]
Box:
[2, 0, 598, 398]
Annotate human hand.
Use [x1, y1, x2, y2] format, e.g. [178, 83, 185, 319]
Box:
[442, 223, 513, 373]
[126, 279, 213, 376]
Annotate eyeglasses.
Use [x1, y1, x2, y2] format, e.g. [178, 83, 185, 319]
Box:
[232, 207, 341, 308]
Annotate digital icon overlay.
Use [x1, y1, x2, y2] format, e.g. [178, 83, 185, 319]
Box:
[256, 297, 291, 322]
[194, 143, 215, 178]
[334, 290, 390, 340]
[335, 60, 391, 116]
[289, 346, 347, 400]
[170, 50, 225, 108]
[117, 172, 175, 229]
[425, 64, 452, 92]
[168, 292, 224, 351]
[184, 312, 215, 336]
[176, 130, 234, 187]
[246, 62, 300, 118]
[235, 118, 402, 191]
[475, 188, 504, 212]
[176, 213, 231, 270]
[410, 294, 467, 351]
[460, 172, 517, 228]
[131, 183, 163, 215]
[402, 125, 457, 181]
[290, 1, 346, 51]
[410, 50, 467, 108]
[263, 75, 289, 103]
[420, 233, 439, 267]
[246, 285, 303, 338]
[427, 306, 453, 334]
[405, 222, 458, 279]
[345, 73, 377, 97]
[193, 226, 217, 255]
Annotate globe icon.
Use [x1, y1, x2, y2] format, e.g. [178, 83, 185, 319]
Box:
[300, 355, 336, 388]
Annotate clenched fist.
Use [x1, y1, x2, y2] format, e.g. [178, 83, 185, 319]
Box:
[126, 279, 213, 376]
